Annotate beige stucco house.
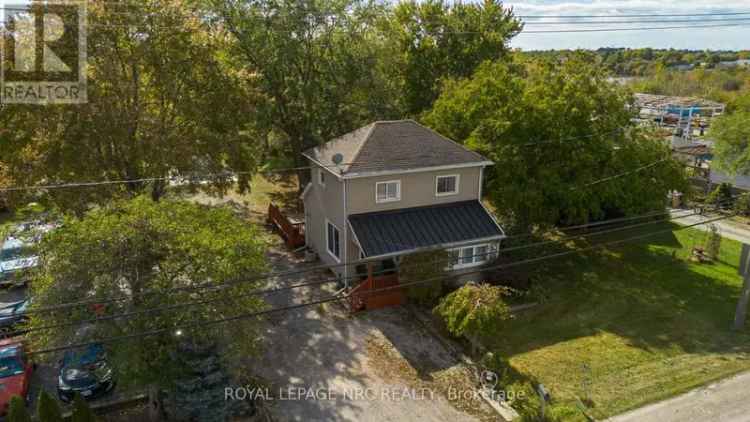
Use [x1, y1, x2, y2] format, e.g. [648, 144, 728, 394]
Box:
[301, 120, 505, 288]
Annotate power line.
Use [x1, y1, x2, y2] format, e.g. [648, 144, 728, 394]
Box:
[8, 206, 699, 320]
[581, 158, 669, 187]
[11, 206, 709, 333]
[522, 18, 750, 25]
[518, 12, 750, 19]
[25, 211, 734, 356]
[522, 23, 748, 34]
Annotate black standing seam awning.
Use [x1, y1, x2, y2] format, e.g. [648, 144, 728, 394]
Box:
[348, 200, 505, 258]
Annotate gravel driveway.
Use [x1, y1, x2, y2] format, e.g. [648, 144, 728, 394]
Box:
[249, 247, 496, 422]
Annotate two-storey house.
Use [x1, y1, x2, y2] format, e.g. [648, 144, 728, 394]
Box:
[301, 120, 505, 288]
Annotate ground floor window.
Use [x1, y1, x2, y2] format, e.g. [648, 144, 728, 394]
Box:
[449, 243, 498, 269]
[326, 220, 341, 261]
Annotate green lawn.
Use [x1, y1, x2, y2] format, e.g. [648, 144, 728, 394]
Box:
[489, 223, 750, 421]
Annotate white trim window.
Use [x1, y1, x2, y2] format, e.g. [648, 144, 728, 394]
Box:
[436, 174, 459, 196]
[375, 180, 401, 203]
[450, 243, 498, 269]
[318, 168, 326, 187]
[326, 220, 341, 261]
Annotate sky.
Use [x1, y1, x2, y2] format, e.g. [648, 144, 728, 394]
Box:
[506, 0, 750, 50]
[2, 0, 749, 51]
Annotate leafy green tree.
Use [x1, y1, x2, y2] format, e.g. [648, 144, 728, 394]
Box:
[209, 0, 401, 188]
[7, 396, 31, 422]
[29, 197, 267, 390]
[1, 0, 259, 212]
[714, 111, 750, 175]
[71, 394, 97, 422]
[36, 391, 63, 422]
[434, 283, 512, 342]
[386, 0, 522, 115]
[425, 53, 687, 230]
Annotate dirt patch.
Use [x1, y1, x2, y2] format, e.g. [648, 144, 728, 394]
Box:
[365, 332, 498, 422]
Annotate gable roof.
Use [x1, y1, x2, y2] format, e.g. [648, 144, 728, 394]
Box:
[303, 120, 491, 178]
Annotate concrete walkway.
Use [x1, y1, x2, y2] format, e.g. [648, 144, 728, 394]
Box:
[608, 371, 750, 422]
[670, 209, 750, 244]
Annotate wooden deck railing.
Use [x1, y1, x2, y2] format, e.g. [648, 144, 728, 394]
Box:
[267, 203, 305, 249]
[349, 264, 404, 313]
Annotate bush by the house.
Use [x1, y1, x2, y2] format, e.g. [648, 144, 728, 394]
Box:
[400, 250, 453, 306]
[434, 283, 512, 344]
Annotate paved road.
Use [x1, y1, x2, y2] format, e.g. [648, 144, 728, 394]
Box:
[670, 209, 750, 244]
[609, 371, 750, 422]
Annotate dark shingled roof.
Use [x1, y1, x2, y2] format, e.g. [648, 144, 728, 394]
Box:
[348, 201, 504, 258]
[303, 120, 489, 175]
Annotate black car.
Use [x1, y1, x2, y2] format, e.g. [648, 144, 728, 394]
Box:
[0, 299, 30, 336]
[57, 344, 115, 403]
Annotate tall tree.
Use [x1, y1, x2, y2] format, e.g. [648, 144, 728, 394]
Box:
[1, 0, 260, 212]
[210, 0, 401, 188]
[386, 0, 522, 115]
[29, 197, 267, 390]
[425, 53, 687, 230]
[713, 110, 750, 176]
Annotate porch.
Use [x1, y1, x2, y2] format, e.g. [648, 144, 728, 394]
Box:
[346, 201, 506, 313]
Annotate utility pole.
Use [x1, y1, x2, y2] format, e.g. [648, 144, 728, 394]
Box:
[734, 244, 750, 330]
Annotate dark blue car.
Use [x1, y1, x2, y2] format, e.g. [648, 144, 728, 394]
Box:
[57, 344, 115, 403]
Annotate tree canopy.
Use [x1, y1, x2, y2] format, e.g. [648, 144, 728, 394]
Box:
[713, 109, 750, 176]
[425, 53, 687, 230]
[29, 197, 267, 389]
[386, 0, 522, 115]
[0, 0, 259, 212]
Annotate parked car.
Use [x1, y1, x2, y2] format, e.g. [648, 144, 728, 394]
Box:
[57, 343, 115, 403]
[0, 299, 30, 337]
[0, 339, 34, 416]
[0, 237, 38, 287]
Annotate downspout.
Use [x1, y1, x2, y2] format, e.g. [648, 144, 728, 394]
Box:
[343, 176, 349, 289]
[478, 166, 484, 200]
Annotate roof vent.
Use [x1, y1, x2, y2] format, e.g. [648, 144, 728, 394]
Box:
[332, 153, 344, 165]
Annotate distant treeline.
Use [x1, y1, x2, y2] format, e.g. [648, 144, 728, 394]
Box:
[524, 48, 750, 76]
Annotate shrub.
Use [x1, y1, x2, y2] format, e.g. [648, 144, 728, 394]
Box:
[434, 283, 512, 342]
[706, 224, 722, 261]
[400, 250, 453, 306]
[706, 183, 733, 209]
[71, 393, 97, 422]
[36, 391, 63, 422]
[7, 396, 31, 422]
[734, 193, 750, 216]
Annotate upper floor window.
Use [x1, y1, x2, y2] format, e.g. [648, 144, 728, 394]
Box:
[376, 180, 401, 203]
[318, 168, 326, 186]
[436, 174, 459, 196]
